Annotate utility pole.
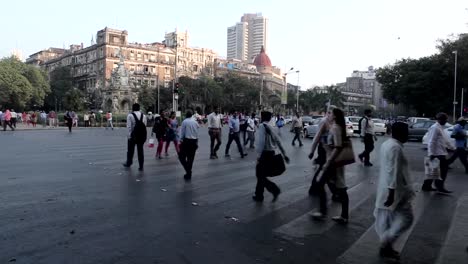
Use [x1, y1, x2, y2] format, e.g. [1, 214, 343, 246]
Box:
[453, 51, 458, 121]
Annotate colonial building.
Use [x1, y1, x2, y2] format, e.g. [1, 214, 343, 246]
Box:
[26, 27, 218, 112]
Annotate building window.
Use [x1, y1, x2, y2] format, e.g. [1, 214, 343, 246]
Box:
[151, 80, 155, 86]
[144, 54, 149, 61]
[144, 65, 149, 72]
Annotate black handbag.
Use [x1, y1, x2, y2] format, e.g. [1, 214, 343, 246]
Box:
[262, 124, 286, 177]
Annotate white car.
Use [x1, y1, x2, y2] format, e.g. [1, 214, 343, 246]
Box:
[346, 116, 361, 134]
[304, 118, 353, 138]
[372, 119, 387, 135]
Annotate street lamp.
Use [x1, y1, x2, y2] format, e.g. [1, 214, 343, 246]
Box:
[285, 68, 300, 113]
[453, 50, 458, 121]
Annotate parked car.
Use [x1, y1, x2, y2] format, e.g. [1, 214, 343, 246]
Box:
[284, 116, 292, 124]
[408, 120, 436, 141]
[372, 119, 387, 135]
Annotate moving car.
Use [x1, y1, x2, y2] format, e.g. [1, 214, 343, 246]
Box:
[408, 120, 436, 141]
[408, 117, 430, 125]
[303, 117, 354, 138]
[302, 116, 314, 127]
[347, 116, 361, 134]
[303, 118, 322, 138]
[372, 118, 387, 135]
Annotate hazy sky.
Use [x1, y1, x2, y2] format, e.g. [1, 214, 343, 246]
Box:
[1, 0, 467, 88]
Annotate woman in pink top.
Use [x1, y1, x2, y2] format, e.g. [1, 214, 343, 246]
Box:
[3, 110, 14, 131]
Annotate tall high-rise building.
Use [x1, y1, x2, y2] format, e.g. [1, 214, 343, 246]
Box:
[227, 22, 248, 61]
[227, 13, 268, 62]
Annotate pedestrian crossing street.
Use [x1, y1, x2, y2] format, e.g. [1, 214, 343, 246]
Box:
[2, 128, 468, 263]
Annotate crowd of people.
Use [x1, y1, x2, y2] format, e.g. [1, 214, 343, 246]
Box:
[3, 102, 464, 261]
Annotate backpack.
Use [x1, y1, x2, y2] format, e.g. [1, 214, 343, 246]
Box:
[131, 113, 147, 144]
[277, 119, 284, 128]
[357, 116, 368, 136]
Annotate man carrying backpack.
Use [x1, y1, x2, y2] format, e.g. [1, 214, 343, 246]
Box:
[358, 109, 377, 166]
[123, 103, 147, 171]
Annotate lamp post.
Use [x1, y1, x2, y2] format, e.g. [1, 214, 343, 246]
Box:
[453, 50, 458, 121]
[284, 68, 300, 113]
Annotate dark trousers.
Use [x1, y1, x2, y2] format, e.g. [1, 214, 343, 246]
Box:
[447, 147, 468, 172]
[315, 142, 327, 165]
[245, 131, 255, 148]
[11, 118, 17, 128]
[126, 138, 144, 168]
[318, 166, 349, 218]
[241, 130, 247, 146]
[292, 127, 303, 145]
[178, 139, 198, 176]
[359, 134, 374, 164]
[255, 151, 280, 197]
[67, 121, 72, 132]
[209, 128, 222, 156]
[423, 155, 449, 190]
[3, 120, 14, 131]
[225, 132, 244, 156]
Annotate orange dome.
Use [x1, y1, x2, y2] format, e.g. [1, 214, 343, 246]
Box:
[253, 46, 272, 67]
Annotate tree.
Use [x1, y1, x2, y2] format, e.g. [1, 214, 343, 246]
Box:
[46, 66, 73, 111]
[0, 56, 50, 110]
[377, 34, 468, 117]
[63, 88, 85, 111]
[138, 83, 155, 113]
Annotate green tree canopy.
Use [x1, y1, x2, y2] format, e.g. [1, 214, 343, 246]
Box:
[0, 56, 50, 110]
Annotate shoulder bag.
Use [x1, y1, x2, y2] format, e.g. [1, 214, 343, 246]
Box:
[334, 138, 356, 167]
[262, 124, 286, 177]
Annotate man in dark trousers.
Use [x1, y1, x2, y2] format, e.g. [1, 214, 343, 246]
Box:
[178, 110, 200, 180]
[225, 111, 248, 158]
[123, 103, 147, 171]
[358, 109, 377, 166]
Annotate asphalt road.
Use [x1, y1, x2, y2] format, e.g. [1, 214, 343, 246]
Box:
[1, 126, 467, 264]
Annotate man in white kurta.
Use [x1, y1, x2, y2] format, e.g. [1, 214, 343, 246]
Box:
[375, 122, 415, 260]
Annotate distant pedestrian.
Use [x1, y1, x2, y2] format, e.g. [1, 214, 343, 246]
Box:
[312, 108, 350, 224]
[0, 111, 3, 129]
[374, 122, 414, 260]
[423, 112, 455, 194]
[22, 112, 27, 126]
[123, 103, 147, 171]
[10, 109, 17, 128]
[72, 112, 78, 127]
[447, 117, 468, 174]
[275, 114, 285, 136]
[64, 111, 73, 133]
[40, 111, 47, 127]
[106, 111, 114, 130]
[358, 109, 377, 166]
[244, 113, 256, 149]
[252, 110, 289, 202]
[89, 112, 96, 127]
[48, 111, 57, 127]
[84, 113, 90, 127]
[2, 109, 14, 131]
[152, 110, 168, 159]
[291, 112, 303, 147]
[165, 111, 180, 156]
[31, 112, 38, 127]
[225, 111, 247, 158]
[239, 112, 248, 146]
[207, 108, 223, 159]
[178, 110, 200, 180]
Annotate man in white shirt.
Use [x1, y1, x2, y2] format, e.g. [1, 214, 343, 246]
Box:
[423, 112, 455, 193]
[244, 113, 256, 149]
[10, 109, 17, 128]
[375, 122, 414, 260]
[358, 109, 377, 167]
[179, 110, 200, 180]
[84, 113, 90, 127]
[207, 108, 223, 159]
[291, 112, 303, 147]
[123, 104, 147, 171]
